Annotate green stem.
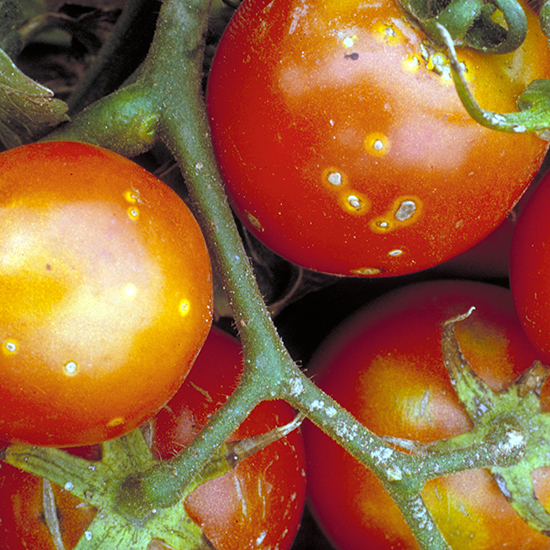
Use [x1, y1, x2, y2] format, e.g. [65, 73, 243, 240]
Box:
[7, 0, 541, 548]
[116, 379, 265, 516]
[43, 83, 158, 156]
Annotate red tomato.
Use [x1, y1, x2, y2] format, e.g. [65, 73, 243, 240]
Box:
[0, 446, 100, 550]
[511, 169, 550, 364]
[303, 280, 550, 549]
[0, 141, 213, 447]
[149, 327, 307, 550]
[207, 0, 550, 277]
[0, 328, 306, 550]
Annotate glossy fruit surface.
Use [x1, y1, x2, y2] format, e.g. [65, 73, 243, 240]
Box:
[0, 328, 306, 550]
[0, 141, 213, 446]
[150, 327, 307, 550]
[303, 280, 550, 549]
[207, 0, 550, 276]
[511, 169, 550, 364]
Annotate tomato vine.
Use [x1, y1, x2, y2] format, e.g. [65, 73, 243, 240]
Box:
[3, 0, 550, 549]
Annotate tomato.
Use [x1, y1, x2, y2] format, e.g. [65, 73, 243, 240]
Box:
[303, 280, 550, 549]
[511, 169, 550, 364]
[149, 327, 307, 550]
[207, 0, 550, 277]
[0, 445, 100, 550]
[0, 327, 306, 550]
[0, 141, 213, 447]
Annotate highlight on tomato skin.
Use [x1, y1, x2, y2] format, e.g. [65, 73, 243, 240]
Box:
[149, 327, 307, 550]
[303, 280, 550, 550]
[207, 0, 550, 277]
[0, 141, 213, 447]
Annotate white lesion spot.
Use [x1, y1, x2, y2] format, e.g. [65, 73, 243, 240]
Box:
[347, 195, 363, 211]
[327, 171, 343, 186]
[373, 140, 384, 152]
[127, 207, 140, 220]
[342, 35, 357, 48]
[388, 249, 403, 257]
[64, 361, 79, 376]
[394, 200, 417, 221]
[3, 339, 18, 355]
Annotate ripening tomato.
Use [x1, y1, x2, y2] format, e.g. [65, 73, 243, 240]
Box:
[149, 327, 307, 550]
[207, 0, 550, 277]
[0, 141, 213, 447]
[0, 328, 306, 550]
[303, 280, 550, 550]
[511, 169, 550, 364]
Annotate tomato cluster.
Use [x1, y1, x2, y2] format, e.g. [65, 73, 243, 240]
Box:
[5, 0, 550, 549]
[303, 280, 550, 550]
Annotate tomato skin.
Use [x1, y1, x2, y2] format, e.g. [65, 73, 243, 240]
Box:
[207, 0, 550, 277]
[303, 280, 550, 550]
[150, 327, 307, 550]
[0, 328, 306, 550]
[0, 141, 213, 447]
[511, 170, 550, 364]
[0, 447, 99, 550]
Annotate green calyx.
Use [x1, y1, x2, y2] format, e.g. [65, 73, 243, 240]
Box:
[2, 431, 209, 550]
[440, 310, 550, 535]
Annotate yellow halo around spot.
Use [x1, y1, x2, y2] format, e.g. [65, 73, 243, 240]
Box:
[127, 206, 140, 220]
[340, 192, 370, 215]
[350, 267, 383, 276]
[3, 339, 18, 356]
[107, 417, 124, 427]
[364, 133, 390, 157]
[246, 212, 264, 232]
[179, 299, 191, 317]
[123, 189, 139, 204]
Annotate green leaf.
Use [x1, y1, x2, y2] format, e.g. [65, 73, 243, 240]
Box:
[0, 47, 68, 148]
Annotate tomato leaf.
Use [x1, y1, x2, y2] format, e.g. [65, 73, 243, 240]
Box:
[0, 47, 69, 148]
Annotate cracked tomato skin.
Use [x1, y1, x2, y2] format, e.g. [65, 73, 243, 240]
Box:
[149, 327, 307, 550]
[303, 280, 550, 550]
[0, 141, 213, 447]
[207, 0, 550, 276]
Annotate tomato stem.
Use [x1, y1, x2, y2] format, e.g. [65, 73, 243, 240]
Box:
[399, 0, 527, 53]
[437, 22, 550, 139]
[7, 0, 550, 548]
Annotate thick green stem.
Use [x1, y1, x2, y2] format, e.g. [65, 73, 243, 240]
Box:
[6, 0, 544, 548]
